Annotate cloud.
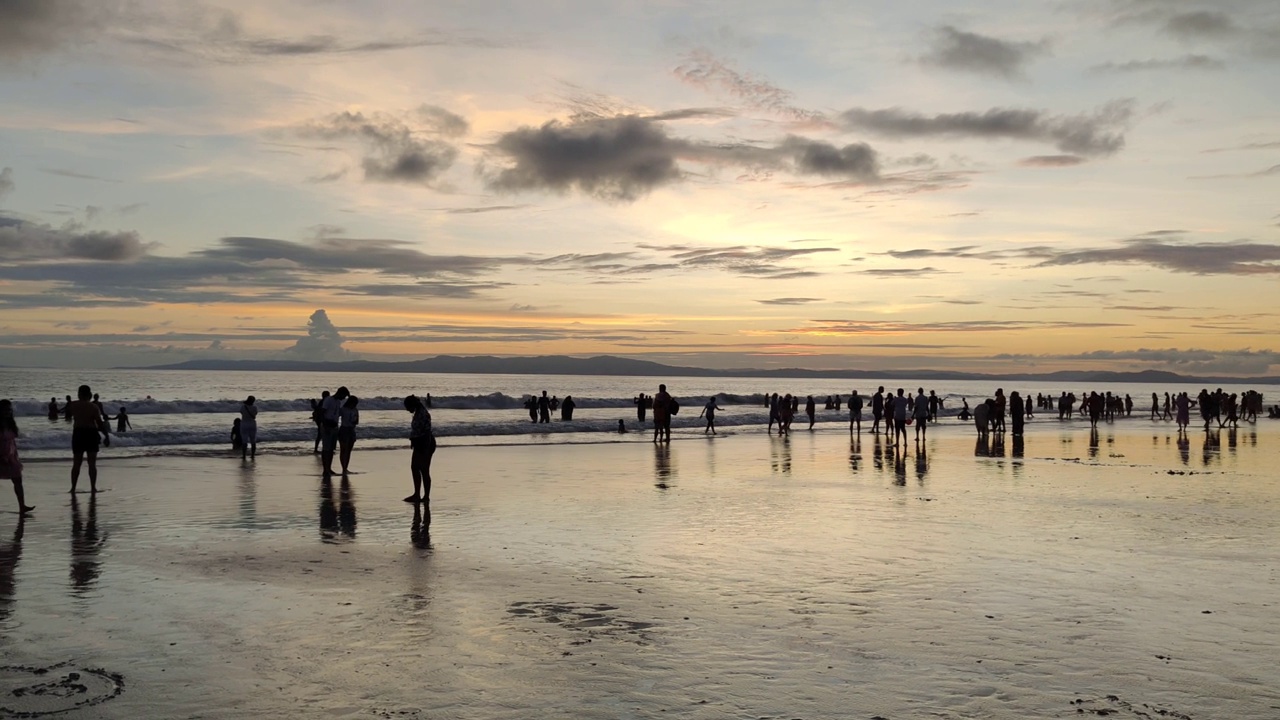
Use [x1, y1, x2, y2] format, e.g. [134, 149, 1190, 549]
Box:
[840, 101, 1135, 157]
[997, 347, 1280, 376]
[39, 167, 120, 183]
[1091, 54, 1225, 73]
[639, 243, 839, 279]
[297, 110, 460, 185]
[1019, 155, 1087, 167]
[757, 297, 824, 305]
[673, 50, 828, 125]
[857, 267, 949, 277]
[1192, 164, 1280, 180]
[0, 0, 117, 61]
[0, 214, 149, 261]
[758, 318, 1128, 338]
[442, 205, 529, 214]
[483, 115, 882, 201]
[1202, 140, 1280, 154]
[919, 26, 1050, 79]
[417, 105, 469, 137]
[285, 309, 349, 359]
[1036, 236, 1280, 275]
[0, 167, 12, 200]
[1164, 10, 1238, 39]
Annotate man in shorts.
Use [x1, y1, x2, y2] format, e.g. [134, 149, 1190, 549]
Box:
[68, 384, 110, 493]
[320, 386, 349, 475]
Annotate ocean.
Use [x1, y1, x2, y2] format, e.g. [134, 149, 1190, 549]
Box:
[1, 366, 1273, 458]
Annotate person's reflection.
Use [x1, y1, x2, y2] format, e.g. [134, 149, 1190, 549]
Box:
[0, 517, 23, 629]
[319, 476, 339, 539]
[914, 446, 928, 483]
[338, 475, 357, 538]
[1226, 428, 1237, 452]
[893, 447, 907, 486]
[974, 434, 990, 457]
[1012, 435, 1025, 459]
[1088, 428, 1100, 458]
[411, 503, 431, 552]
[654, 443, 674, 489]
[1202, 430, 1219, 466]
[848, 437, 861, 475]
[70, 495, 105, 594]
[238, 459, 257, 528]
[1177, 431, 1190, 465]
[872, 434, 885, 473]
[990, 432, 1005, 458]
[770, 436, 791, 475]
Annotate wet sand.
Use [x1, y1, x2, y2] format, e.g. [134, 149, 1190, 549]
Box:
[2, 422, 1279, 718]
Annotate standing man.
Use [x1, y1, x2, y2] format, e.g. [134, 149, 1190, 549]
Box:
[849, 390, 863, 435]
[652, 384, 673, 443]
[871, 387, 885, 434]
[320, 386, 349, 475]
[538, 391, 551, 424]
[68, 385, 110, 494]
[892, 388, 909, 447]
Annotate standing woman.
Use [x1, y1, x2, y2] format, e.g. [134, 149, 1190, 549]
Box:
[338, 395, 359, 474]
[0, 400, 35, 514]
[240, 396, 258, 459]
[404, 395, 436, 504]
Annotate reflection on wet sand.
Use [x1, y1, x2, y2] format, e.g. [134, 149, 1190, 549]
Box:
[654, 443, 674, 489]
[0, 517, 23, 630]
[1088, 428, 1100, 458]
[914, 446, 928, 483]
[770, 436, 791, 475]
[1178, 432, 1191, 465]
[1203, 430, 1219, 466]
[848, 437, 861, 475]
[411, 503, 431, 552]
[70, 496, 105, 595]
[319, 475, 358, 541]
[238, 460, 256, 528]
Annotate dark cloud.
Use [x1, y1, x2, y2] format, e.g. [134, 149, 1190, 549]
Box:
[39, 167, 120, 183]
[640, 243, 839, 279]
[297, 110, 460, 185]
[484, 115, 882, 201]
[1019, 155, 1087, 167]
[673, 50, 829, 126]
[757, 297, 824, 305]
[0, 214, 149, 261]
[1202, 140, 1280, 153]
[1164, 10, 1238, 39]
[646, 108, 737, 122]
[767, 318, 1128, 337]
[417, 105, 469, 137]
[919, 26, 1050, 79]
[201, 236, 514, 278]
[1091, 54, 1225, 73]
[441, 205, 529, 214]
[336, 281, 510, 299]
[840, 102, 1135, 157]
[1036, 236, 1280, 275]
[285, 309, 348, 359]
[0, 0, 117, 60]
[857, 267, 949, 277]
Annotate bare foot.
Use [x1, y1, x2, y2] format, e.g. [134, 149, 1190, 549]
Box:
[403, 495, 420, 503]
[20, 505, 34, 514]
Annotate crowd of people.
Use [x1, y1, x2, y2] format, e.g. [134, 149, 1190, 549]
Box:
[2, 380, 1271, 516]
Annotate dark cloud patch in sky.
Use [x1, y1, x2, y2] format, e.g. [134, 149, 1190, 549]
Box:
[441, 205, 529, 214]
[203, 236, 513, 278]
[0, 214, 149, 261]
[1164, 10, 1238, 39]
[1091, 54, 1225, 73]
[1019, 154, 1087, 167]
[919, 26, 1050, 79]
[757, 297, 823, 305]
[0, 0, 117, 61]
[336, 281, 509, 299]
[857, 267, 949, 277]
[417, 105, 469, 137]
[1036, 236, 1280, 275]
[840, 102, 1134, 157]
[485, 116, 683, 201]
[298, 110, 460, 185]
[484, 115, 884, 201]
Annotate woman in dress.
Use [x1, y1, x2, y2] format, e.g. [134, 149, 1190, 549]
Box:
[338, 395, 359, 474]
[0, 400, 34, 514]
[240, 396, 258, 459]
[404, 395, 436, 504]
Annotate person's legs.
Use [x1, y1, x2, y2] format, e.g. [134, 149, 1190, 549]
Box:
[71, 450, 83, 492]
[406, 445, 424, 501]
[12, 476, 33, 513]
[339, 433, 354, 473]
[86, 450, 98, 492]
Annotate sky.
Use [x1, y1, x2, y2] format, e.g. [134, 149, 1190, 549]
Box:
[1, 0, 1278, 375]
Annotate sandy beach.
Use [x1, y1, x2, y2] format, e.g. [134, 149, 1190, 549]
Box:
[2, 421, 1279, 719]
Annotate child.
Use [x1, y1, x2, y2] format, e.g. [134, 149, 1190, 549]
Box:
[0, 400, 35, 514]
[230, 417, 243, 449]
[115, 406, 132, 433]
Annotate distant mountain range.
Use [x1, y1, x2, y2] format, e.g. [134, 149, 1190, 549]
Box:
[130, 354, 1280, 386]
